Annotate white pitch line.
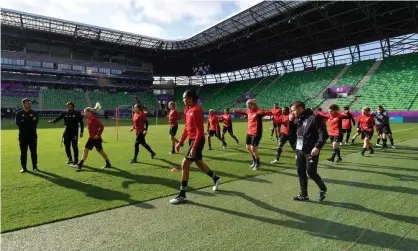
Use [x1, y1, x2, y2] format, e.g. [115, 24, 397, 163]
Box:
[392, 127, 414, 133]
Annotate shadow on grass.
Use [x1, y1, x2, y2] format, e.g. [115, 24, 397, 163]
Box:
[189, 190, 418, 250]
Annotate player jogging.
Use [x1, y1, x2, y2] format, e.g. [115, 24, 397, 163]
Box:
[49, 102, 84, 165]
[271, 107, 296, 164]
[170, 90, 221, 204]
[129, 103, 156, 163]
[373, 105, 395, 150]
[207, 109, 227, 150]
[270, 103, 282, 141]
[234, 99, 271, 170]
[341, 106, 355, 145]
[358, 106, 375, 156]
[220, 108, 239, 145]
[168, 101, 181, 154]
[71, 103, 111, 170]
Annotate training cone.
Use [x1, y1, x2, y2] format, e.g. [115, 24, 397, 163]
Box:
[170, 167, 178, 172]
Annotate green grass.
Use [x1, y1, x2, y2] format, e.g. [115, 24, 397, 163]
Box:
[2, 118, 418, 250]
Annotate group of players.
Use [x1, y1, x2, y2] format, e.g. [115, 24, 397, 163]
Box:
[15, 90, 395, 204]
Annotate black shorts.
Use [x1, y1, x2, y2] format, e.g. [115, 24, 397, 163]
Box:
[246, 134, 262, 147]
[330, 135, 343, 143]
[185, 137, 205, 161]
[222, 126, 233, 134]
[169, 126, 178, 136]
[376, 125, 392, 135]
[361, 131, 374, 140]
[273, 123, 281, 129]
[208, 130, 220, 137]
[341, 128, 352, 134]
[85, 138, 103, 151]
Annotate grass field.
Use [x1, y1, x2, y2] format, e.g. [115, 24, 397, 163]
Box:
[2, 118, 418, 250]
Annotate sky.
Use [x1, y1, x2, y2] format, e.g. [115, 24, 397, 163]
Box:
[1, 0, 263, 40]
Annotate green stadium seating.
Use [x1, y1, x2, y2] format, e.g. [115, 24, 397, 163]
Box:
[174, 86, 197, 112]
[2, 95, 40, 109]
[88, 91, 160, 110]
[333, 60, 375, 87]
[305, 99, 324, 109]
[42, 89, 87, 110]
[351, 53, 418, 111]
[256, 65, 345, 109]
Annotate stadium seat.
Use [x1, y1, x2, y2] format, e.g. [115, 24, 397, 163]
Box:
[351, 53, 418, 111]
[333, 60, 375, 87]
[42, 89, 88, 110]
[1, 89, 40, 109]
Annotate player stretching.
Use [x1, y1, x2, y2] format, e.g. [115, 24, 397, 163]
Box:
[341, 106, 355, 145]
[72, 103, 111, 170]
[270, 103, 282, 141]
[168, 101, 181, 154]
[358, 106, 375, 156]
[129, 103, 156, 163]
[220, 108, 239, 145]
[317, 104, 352, 163]
[373, 105, 395, 150]
[207, 109, 227, 150]
[271, 107, 296, 164]
[170, 90, 221, 204]
[234, 99, 271, 170]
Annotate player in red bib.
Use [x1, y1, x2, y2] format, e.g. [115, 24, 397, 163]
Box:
[358, 106, 375, 156]
[167, 101, 182, 154]
[170, 90, 221, 204]
[271, 107, 297, 164]
[129, 103, 156, 163]
[270, 103, 282, 141]
[219, 108, 239, 145]
[234, 99, 271, 170]
[207, 109, 227, 150]
[72, 102, 111, 170]
[341, 106, 356, 144]
[317, 104, 352, 163]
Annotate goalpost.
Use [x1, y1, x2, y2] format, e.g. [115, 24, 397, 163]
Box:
[115, 105, 134, 141]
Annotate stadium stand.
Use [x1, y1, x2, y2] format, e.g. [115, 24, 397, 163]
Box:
[174, 86, 197, 112]
[351, 53, 418, 111]
[256, 65, 345, 109]
[1, 89, 40, 109]
[333, 60, 375, 87]
[197, 84, 225, 103]
[87, 90, 160, 110]
[42, 89, 88, 110]
[305, 98, 324, 109]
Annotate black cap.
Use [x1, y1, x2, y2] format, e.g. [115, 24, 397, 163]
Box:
[183, 89, 198, 101]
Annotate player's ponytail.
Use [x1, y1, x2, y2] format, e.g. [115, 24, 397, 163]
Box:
[84, 102, 101, 114]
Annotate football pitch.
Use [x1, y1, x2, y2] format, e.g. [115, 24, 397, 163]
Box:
[2, 119, 418, 250]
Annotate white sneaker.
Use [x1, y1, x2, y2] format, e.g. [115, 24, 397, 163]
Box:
[252, 164, 260, 171]
[213, 177, 221, 191]
[339, 142, 343, 146]
[271, 159, 279, 164]
[170, 195, 186, 204]
[375, 143, 381, 147]
[250, 162, 256, 168]
[392, 145, 396, 149]
[70, 164, 79, 168]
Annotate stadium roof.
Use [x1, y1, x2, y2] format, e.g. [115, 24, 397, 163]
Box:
[1, 1, 418, 76]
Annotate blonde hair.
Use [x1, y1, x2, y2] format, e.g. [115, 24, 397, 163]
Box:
[168, 101, 175, 107]
[209, 109, 214, 113]
[85, 102, 101, 113]
[246, 99, 257, 107]
[362, 106, 370, 112]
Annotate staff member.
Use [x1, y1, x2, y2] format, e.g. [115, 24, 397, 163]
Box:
[49, 102, 84, 165]
[290, 101, 327, 202]
[16, 98, 39, 173]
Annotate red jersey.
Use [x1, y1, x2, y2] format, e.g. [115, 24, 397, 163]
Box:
[207, 114, 220, 131]
[271, 108, 282, 123]
[342, 112, 355, 129]
[168, 110, 181, 127]
[235, 108, 271, 136]
[179, 104, 205, 149]
[358, 114, 375, 132]
[221, 113, 232, 127]
[133, 112, 147, 134]
[318, 112, 348, 136]
[87, 115, 104, 139]
[277, 115, 290, 135]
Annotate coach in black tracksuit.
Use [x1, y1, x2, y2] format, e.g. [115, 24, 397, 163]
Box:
[290, 101, 327, 202]
[16, 98, 39, 173]
[49, 102, 84, 165]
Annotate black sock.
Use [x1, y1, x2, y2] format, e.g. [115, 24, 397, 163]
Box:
[252, 155, 256, 163]
[134, 143, 139, 160]
[78, 160, 84, 167]
[172, 145, 175, 152]
[256, 158, 260, 165]
[390, 138, 394, 146]
[377, 138, 381, 144]
[180, 180, 188, 197]
[346, 133, 351, 143]
[276, 147, 282, 161]
[331, 149, 336, 159]
[369, 145, 374, 152]
[232, 135, 239, 143]
[209, 143, 212, 148]
[382, 138, 387, 147]
[106, 160, 111, 166]
[361, 148, 366, 154]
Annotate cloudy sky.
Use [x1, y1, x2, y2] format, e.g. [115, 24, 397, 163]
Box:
[2, 0, 263, 39]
